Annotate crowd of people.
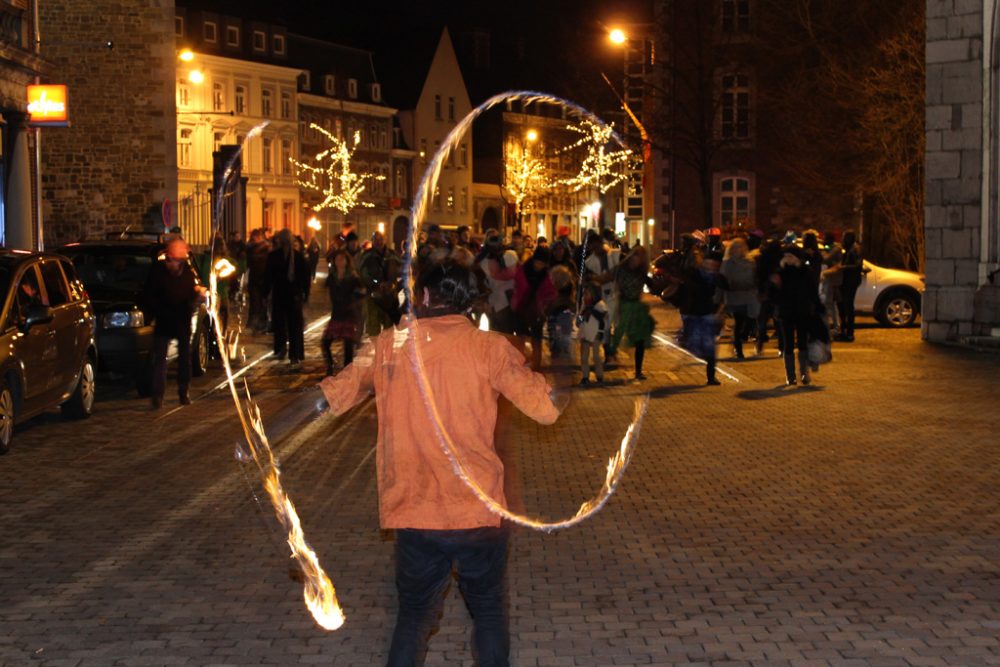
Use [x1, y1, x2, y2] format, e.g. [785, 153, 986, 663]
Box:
[162, 220, 862, 394]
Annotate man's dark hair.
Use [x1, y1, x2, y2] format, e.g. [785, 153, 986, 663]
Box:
[420, 260, 480, 313]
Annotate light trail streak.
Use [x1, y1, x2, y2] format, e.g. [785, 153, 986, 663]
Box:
[651, 332, 742, 383]
[402, 91, 648, 532]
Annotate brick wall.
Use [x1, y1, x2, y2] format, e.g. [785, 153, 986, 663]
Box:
[923, 0, 986, 341]
[38, 0, 176, 245]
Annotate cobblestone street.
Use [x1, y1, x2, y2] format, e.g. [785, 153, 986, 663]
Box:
[1, 297, 998, 667]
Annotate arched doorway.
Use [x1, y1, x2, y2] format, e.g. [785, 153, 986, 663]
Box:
[481, 206, 499, 233]
[392, 215, 409, 252]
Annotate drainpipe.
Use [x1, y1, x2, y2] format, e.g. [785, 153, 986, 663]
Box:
[32, 0, 43, 250]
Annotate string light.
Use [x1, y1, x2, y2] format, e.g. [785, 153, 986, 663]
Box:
[559, 119, 633, 194]
[291, 124, 385, 215]
[504, 138, 551, 220]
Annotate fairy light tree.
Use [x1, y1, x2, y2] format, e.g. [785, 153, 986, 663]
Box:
[292, 124, 385, 218]
[559, 119, 633, 195]
[504, 136, 551, 229]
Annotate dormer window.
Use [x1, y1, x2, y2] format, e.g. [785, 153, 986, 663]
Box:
[203, 21, 217, 43]
[175, 16, 184, 37]
[370, 83, 382, 102]
[300, 71, 311, 91]
[324, 75, 335, 96]
[253, 30, 266, 52]
[273, 34, 286, 55]
[226, 26, 239, 47]
[347, 79, 358, 99]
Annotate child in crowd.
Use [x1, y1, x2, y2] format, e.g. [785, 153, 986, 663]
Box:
[320, 249, 365, 376]
[577, 282, 608, 385]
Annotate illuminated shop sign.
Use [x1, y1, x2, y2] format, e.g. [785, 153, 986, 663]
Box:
[27, 85, 70, 126]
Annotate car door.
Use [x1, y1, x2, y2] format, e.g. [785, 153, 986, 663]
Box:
[854, 260, 877, 312]
[39, 259, 83, 399]
[7, 263, 56, 411]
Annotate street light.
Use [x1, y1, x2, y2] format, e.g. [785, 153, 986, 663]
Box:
[609, 28, 627, 44]
[526, 129, 538, 143]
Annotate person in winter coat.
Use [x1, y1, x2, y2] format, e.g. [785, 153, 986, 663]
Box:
[476, 231, 518, 335]
[836, 230, 864, 342]
[611, 245, 657, 381]
[771, 244, 824, 385]
[511, 246, 557, 370]
[140, 239, 207, 409]
[321, 249, 366, 376]
[266, 228, 311, 369]
[577, 281, 608, 385]
[683, 250, 724, 385]
[719, 238, 759, 359]
[318, 259, 563, 666]
[583, 230, 621, 360]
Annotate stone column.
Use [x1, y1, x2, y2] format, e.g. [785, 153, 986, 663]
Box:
[4, 123, 33, 250]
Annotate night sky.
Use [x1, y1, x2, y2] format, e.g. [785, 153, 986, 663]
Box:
[185, 0, 651, 107]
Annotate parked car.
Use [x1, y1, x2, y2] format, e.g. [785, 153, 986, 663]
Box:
[0, 250, 98, 454]
[58, 240, 213, 396]
[854, 260, 924, 327]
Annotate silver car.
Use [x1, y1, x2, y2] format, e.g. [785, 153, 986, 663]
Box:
[854, 260, 924, 327]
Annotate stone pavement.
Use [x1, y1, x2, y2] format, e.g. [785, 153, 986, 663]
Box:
[1, 294, 999, 667]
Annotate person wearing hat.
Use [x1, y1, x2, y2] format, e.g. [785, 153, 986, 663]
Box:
[477, 231, 518, 334]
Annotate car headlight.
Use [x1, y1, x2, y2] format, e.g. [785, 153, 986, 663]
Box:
[101, 310, 145, 328]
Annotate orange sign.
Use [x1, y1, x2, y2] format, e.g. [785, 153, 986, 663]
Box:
[27, 85, 69, 126]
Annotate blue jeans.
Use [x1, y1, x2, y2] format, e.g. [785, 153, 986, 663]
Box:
[387, 526, 510, 667]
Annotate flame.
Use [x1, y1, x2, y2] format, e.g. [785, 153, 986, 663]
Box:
[208, 270, 346, 630]
[214, 257, 236, 278]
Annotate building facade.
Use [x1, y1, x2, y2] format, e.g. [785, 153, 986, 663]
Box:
[175, 8, 301, 245]
[0, 0, 44, 249]
[39, 0, 176, 245]
[395, 29, 473, 233]
[923, 0, 1000, 342]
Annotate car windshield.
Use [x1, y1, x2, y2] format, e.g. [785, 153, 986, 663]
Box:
[67, 250, 154, 296]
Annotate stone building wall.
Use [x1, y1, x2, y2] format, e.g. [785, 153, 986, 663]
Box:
[923, 0, 988, 341]
[38, 0, 176, 245]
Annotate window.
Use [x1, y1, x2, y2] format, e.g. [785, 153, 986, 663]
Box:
[214, 131, 225, 152]
[460, 142, 468, 169]
[12, 266, 43, 326]
[371, 83, 381, 102]
[212, 81, 225, 111]
[175, 15, 184, 37]
[178, 128, 193, 167]
[347, 78, 358, 99]
[720, 73, 750, 139]
[281, 91, 291, 119]
[434, 94, 442, 120]
[273, 34, 286, 54]
[235, 84, 246, 114]
[300, 71, 311, 91]
[460, 187, 468, 214]
[282, 201, 294, 228]
[203, 21, 217, 43]
[41, 261, 69, 307]
[253, 30, 266, 51]
[325, 75, 335, 96]
[447, 186, 455, 211]
[369, 124, 377, 148]
[262, 137, 273, 173]
[177, 81, 189, 107]
[721, 0, 751, 33]
[448, 96, 455, 121]
[335, 118, 343, 138]
[419, 138, 428, 163]
[379, 128, 387, 150]
[719, 176, 752, 227]
[261, 88, 273, 117]
[395, 165, 406, 198]
[280, 139, 292, 174]
[226, 25, 239, 46]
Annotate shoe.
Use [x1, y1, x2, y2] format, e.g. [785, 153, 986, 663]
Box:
[706, 378, 721, 386]
[754, 340, 764, 356]
[595, 378, 605, 386]
[810, 363, 820, 372]
[179, 392, 191, 406]
[289, 360, 302, 371]
[800, 374, 811, 386]
[634, 372, 647, 381]
[786, 378, 797, 386]
[151, 396, 163, 410]
[579, 378, 590, 386]
[275, 352, 287, 361]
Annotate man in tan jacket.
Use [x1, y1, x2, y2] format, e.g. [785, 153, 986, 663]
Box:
[319, 260, 562, 666]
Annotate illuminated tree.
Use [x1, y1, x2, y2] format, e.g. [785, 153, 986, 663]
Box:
[504, 137, 551, 224]
[292, 124, 384, 216]
[558, 119, 633, 195]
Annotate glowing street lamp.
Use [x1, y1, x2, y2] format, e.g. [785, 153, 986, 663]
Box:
[188, 69, 204, 85]
[609, 28, 627, 45]
[525, 129, 538, 143]
[307, 216, 322, 231]
[179, 49, 195, 62]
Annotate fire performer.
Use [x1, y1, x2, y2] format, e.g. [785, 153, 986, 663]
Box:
[318, 259, 564, 666]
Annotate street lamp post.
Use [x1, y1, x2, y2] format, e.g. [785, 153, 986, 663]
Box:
[258, 185, 268, 232]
